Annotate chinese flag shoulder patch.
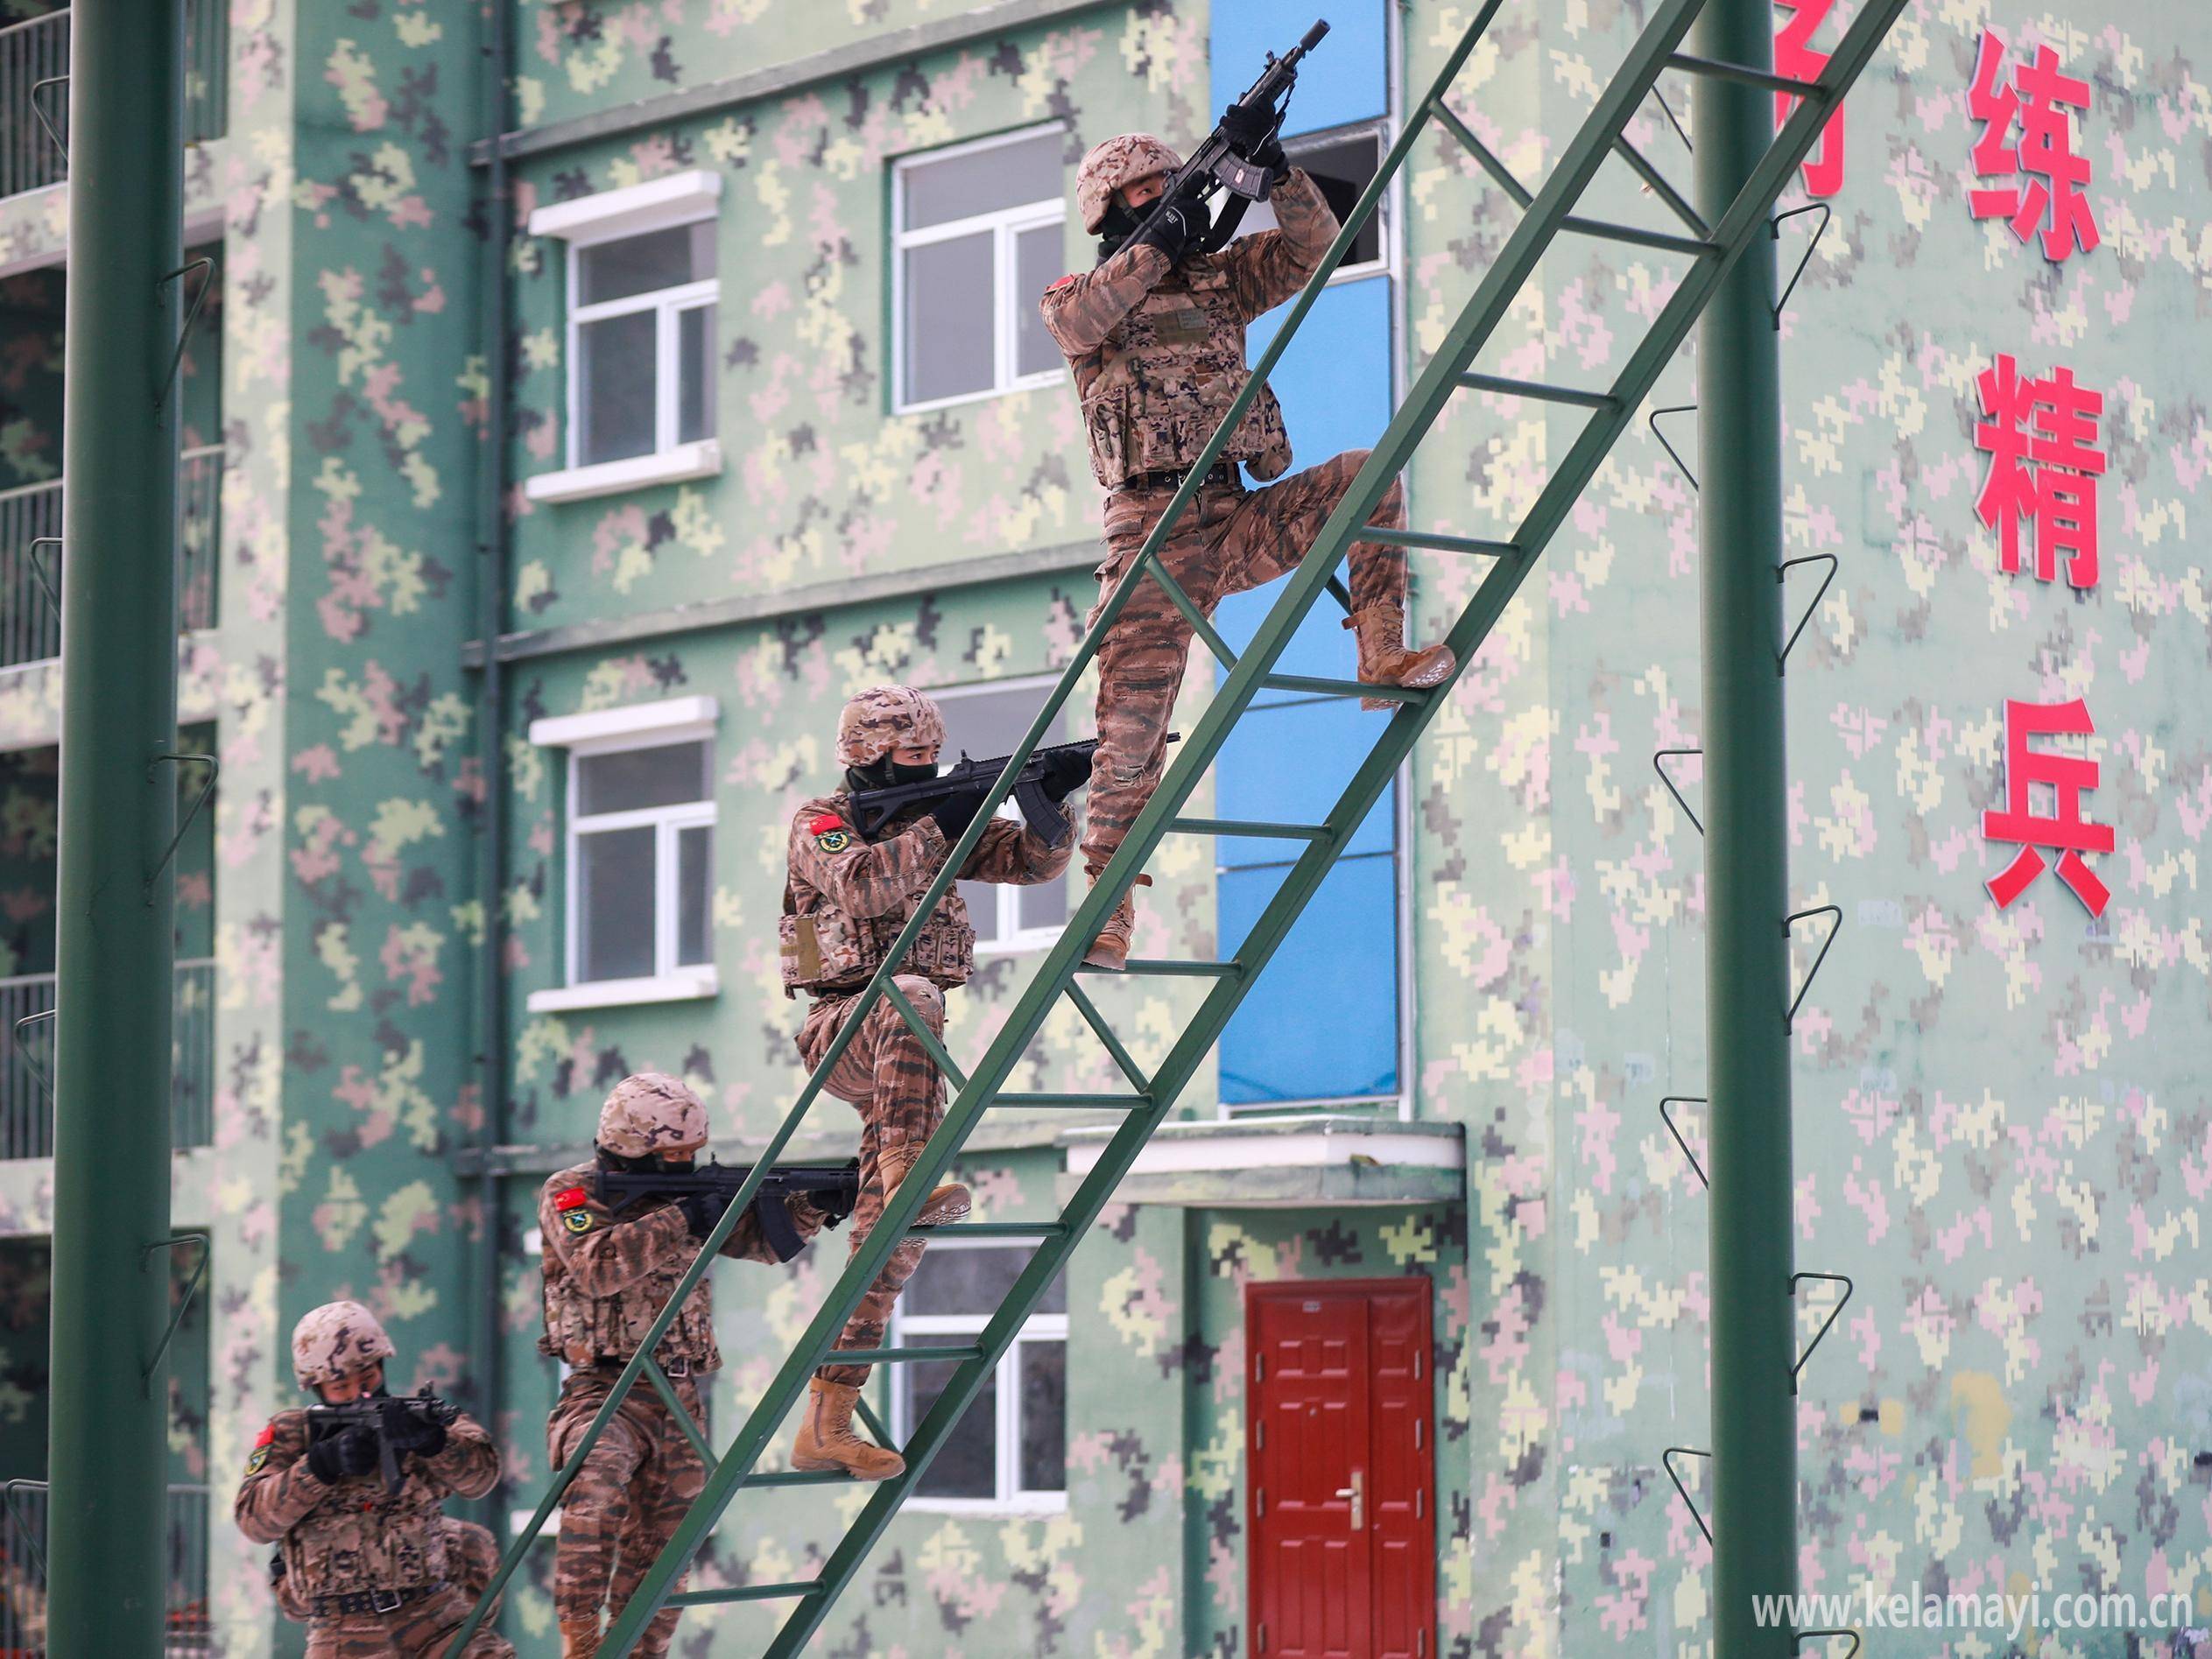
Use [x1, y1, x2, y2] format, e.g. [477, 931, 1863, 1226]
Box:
[808, 812, 845, 835]
[255, 1422, 277, 1449]
[1046, 274, 1076, 294]
[553, 1186, 590, 1212]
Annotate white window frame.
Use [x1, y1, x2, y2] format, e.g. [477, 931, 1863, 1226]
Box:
[930, 673, 1070, 953]
[525, 171, 724, 505]
[1232, 118, 1397, 288]
[891, 123, 1067, 415]
[888, 1239, 1068, 1515]
[525, 696, 720, 1014]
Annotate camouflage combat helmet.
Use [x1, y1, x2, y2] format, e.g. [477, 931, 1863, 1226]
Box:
[835, 685, 946, 769]
[292, 1298, 396, 1390]
[597, 1071, 708, 1158]
[1076, 133, 1182, 234]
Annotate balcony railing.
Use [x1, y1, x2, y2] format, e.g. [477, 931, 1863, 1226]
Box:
[0, 2, 227, 201]
[0, 1481, 211, 1654]
[0, 958, 215, 1160]
[0, 444, 222, 670]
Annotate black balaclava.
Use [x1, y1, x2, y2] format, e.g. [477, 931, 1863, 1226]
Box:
[595, 1142, 695, 1177]
[844, 755, 939, 797]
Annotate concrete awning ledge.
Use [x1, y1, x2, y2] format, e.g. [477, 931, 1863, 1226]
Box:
[1056, 1114, 1464, 1208]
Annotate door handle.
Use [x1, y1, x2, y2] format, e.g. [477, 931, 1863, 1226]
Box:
[1333, 1467, 1364, 1531]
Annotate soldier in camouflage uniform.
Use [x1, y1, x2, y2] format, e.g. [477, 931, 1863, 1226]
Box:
[234, 1300, 511, 1659]
[1041, 133, 1456, 968]
[780, 685, 1079, 1476]
[540, 1072, 831, 1657]
[275, 1517, 502, 1629]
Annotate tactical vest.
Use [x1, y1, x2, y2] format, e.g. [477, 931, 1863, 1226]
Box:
[778, 803, 978, 997]
[269, 1412, 463, 1596]
[1078, 257, 1293, 491]
[537, 1165, 723, 1374]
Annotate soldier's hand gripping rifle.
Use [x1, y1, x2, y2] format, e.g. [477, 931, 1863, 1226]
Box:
[1110, 18, 1330, 258]
[594, 1157, 863, 1263]
[847, 733, 1180, 849]
[305, 1386, 461, 1495]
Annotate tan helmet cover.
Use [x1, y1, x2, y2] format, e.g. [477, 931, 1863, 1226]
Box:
[597, 1071, 709, 1158]
[292, 1298, 397, 1390]
[1076, 133, 1183, 234]
[835, 685, 946, 769]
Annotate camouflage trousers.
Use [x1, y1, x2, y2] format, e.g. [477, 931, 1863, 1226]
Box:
[301, 1583, 514, 1659]
[548, 1364, 708, 1655]
[798, 974, 947, 1387]
[1081, 448, 1407, 874]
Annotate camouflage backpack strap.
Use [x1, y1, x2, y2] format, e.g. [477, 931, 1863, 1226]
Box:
[778, 875, 819, 998]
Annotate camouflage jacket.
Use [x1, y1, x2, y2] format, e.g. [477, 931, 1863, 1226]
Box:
[233, 1404, 498, 1598]
[1039, 169, 1337, 491]
[536, 1159, 815, 1372]
[779, 792, 1072, 996]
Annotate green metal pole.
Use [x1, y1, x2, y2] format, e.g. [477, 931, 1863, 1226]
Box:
[46, 0, 184, 1650]
[1694, 2, 1797, 1655]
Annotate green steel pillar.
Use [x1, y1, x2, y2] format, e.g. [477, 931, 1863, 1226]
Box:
[1693, 1, 1798, 1654]
[46, 0, 185, 1649]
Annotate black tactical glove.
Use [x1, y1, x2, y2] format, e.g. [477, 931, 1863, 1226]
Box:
[677, 1188, 733, 1240]
[1249, 132, 1289, 183]
[1128, 195, 1206, 264]
[1039, 748, 1092, 805]
[380, 1396, 448, 1459]
[306, 1427, 381, 1483]
[925, 784, 994, 844]
[1219, 99, 1275, 154]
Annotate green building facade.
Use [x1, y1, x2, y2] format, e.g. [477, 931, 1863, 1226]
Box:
[0, 0, 2205, 1651]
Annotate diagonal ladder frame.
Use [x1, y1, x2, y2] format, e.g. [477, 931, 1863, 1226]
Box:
[457, 0, 1907, 1647]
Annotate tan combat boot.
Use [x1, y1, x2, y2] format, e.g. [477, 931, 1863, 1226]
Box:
[559, 1616, 601, 1658]
[878, 1145, 969, 1227]
[1081, 870, 1151, 972]
[1344, 603, 1456, 711]
[792, 1378, 906, 1480]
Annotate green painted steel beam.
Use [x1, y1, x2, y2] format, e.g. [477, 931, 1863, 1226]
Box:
[45, 0, 186, 1649]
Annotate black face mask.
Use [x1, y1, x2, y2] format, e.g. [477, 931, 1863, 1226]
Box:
[1095, 202, 1140, 263]
[595, 1143, 694, 1177]
[845, 757, 938, 795]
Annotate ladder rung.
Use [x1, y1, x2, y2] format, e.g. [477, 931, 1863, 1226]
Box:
[990, 1092, 1151, 1108]
[1168, 817, 1331, 840]
[908, 1220, 1070, 1238]
[826, 1345, 983, 1366]
[1260, 672, 1429, 704]
[1560, 214, 1715, 258]
[1666, 51, 1823, 97]
[746, 1469, 855, 1487]
[1084, 958, 1243, 978]
[1457, 372, 1619, 411]
[1355, 526, 1518, 558]
[669, 1580, 825, 1606]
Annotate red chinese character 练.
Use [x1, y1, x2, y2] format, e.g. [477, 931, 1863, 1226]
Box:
[1974, 354, 2103, 588]
[1775, 0, 1844, 197]
[1982, 697, 2113, 917]
[1968, 30, 2100, 262]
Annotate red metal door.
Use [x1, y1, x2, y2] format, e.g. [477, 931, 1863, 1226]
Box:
[1248, 1278, 1435, 1659]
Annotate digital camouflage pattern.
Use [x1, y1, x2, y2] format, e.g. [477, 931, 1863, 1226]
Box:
[833, 683, 946, 768]
[290, 1299, 397, 1390]
[1074, 131, 1183, 232]
[273, 1516, 502, 1627]
[593, 1072, 708, 1160]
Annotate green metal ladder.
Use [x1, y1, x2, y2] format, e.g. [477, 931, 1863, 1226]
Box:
[456, 0, 1906, 1648]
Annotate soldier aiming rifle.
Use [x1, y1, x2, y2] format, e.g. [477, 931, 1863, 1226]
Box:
[591, 1156, 861, 1263]
[1042, 17, 1455, 970]
[844, 731, 1175, 847]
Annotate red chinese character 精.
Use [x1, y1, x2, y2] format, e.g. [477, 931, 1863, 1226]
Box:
[1982, 697, 2113, 917]
[1974, 353, 2103, 588]
[1776, 0, 1844, 197]
[1968, 29, 2100, 261]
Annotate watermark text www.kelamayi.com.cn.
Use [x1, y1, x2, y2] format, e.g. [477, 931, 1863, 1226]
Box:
[1754, 1585, 2208, 1641]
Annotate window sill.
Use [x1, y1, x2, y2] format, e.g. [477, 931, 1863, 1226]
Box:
[525, 970, 718, 1014]
[524, 439, 722, 505]
[891, 373, 1063, 419]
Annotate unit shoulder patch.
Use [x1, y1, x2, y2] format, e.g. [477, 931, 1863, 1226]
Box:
[814, 825, 853, 854]
[246, 1424, 273, 1474]
[553, 1186, 590, 1212]
[562, 1207, 596, 1235]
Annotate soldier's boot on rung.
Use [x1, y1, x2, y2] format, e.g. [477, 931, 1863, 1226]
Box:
[1081, 869, 1151, 972]
[792, 1379, 906, 1480]
[1345, 603, 1455, 711]
[880, 1145, 969, 1227]
[560, 1616, 601, 1659]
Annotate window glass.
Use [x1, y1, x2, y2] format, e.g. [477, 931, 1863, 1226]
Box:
[677, 304, 716, 443]
[577, 221, 713, 306]
[1232, 130, 1385, 269]
[907, 1339, 997, 1500]
[904, 1245, 1067, 1318]
[903, 131, 1060, 230]
[1014, 223, 1064, 377]
[1218, 854, 1398, 1102]
[1017, 877, 1067, 934]
[676, 825, 711, 967]
[903, 235, 996, 404]
[576, 311, 659, 465]
[940, 685, 1067, 944]
[1018, 1340, 1067, 1492]
[576, 742, 706, 817]
[577, 827, 657, 981]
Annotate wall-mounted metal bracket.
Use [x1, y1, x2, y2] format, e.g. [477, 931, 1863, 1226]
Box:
[28, 75, 67, 161]
[1788, 1271, 1854, 1394]
[156, 257, 217, 415]
[146, 753, 220, 901]
[27, 538, 61, 613]
[1652, 748, 1703, 833]
[1663, 1445, 1712, 1544]
[1770, 201, 1831, 328]
[1659, 1095, 1708, 1188]
[1776, 553, 1837, 672]
[1646, 404, 1699, 489]
[11, 1009, 55, 1100]
[1783, 904, 1842, 1034]
[142, 1234, 210, 1395]
[1796, 1631, 1861, 1658]
[1, 1479, 48, 1580]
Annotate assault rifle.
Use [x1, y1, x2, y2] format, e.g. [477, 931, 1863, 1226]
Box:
[305, 1386, 461, 1495]
[594, 1158, 863, 1263]
[1110, 18, 1329, 258]
[848, 734, 1178, 848]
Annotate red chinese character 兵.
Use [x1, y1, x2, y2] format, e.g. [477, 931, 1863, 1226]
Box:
[1968, 30, 2100, 261]
[1974, 354, 2103, 588]
[1775, 0, 1844, 197]
[1982, 697, 2113, 917]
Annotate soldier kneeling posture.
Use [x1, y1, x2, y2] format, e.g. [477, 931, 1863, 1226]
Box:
[235, 1300, 511, 1659]
[780, 685, 1076, 1477]
[541, 1072, 830, 1657]
[1041, 133, 1456, 968]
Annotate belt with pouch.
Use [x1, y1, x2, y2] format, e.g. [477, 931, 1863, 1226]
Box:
[311, 1582, 442, 1616]
[1123, 462, 1237, 494]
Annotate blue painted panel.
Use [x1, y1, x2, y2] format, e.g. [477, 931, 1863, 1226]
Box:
[1213, 699, 1395, 868]
[1218, 854, 1398, 1103]
[1211, 0, 1386, 138]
